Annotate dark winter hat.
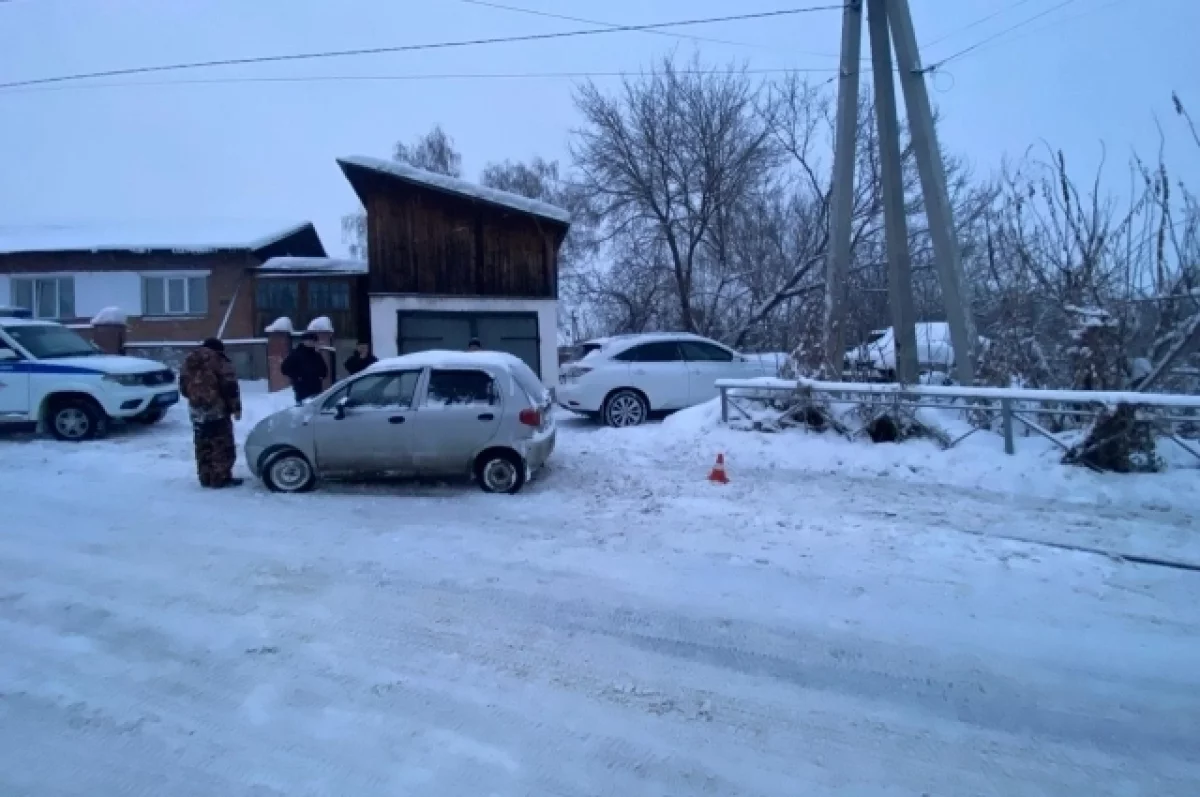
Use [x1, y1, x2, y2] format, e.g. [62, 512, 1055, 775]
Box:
[202, 337, 225, 352]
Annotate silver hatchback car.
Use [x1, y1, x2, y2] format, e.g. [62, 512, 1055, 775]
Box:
[244, 350, 556, 494]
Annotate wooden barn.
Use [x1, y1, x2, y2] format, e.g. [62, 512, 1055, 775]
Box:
[337, 155, 571, 380]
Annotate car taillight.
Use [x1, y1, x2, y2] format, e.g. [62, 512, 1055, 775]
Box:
[518, 408, 542, 427]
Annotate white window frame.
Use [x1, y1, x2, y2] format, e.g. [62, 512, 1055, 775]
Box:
[140, 271, 210, 318]
[9, 274, 76, 320]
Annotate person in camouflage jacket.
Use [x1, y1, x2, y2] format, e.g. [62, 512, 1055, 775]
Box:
[179, 338, 243, 488]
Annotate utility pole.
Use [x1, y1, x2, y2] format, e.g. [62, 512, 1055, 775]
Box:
[822, 0, 863, 379]
[821, 0, 978, 385]
[866, 0, 918, 384]
[885, 0, 977, 385]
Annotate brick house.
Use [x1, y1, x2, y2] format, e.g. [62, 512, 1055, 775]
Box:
[0, 221, 367, 344]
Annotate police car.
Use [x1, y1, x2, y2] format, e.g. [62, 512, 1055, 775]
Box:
[0, 308, 179, 441]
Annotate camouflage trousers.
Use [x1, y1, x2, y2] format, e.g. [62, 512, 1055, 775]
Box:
[193, 417, 236, 487]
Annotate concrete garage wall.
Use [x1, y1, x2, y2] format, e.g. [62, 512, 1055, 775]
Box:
[369, 295, 558, 385]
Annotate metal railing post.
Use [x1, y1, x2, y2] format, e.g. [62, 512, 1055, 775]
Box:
[720, 386, 729, 423]
[1000, 398, 1015, 455]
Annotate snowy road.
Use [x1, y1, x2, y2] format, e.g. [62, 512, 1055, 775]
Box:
[2, 389, 1199, 795]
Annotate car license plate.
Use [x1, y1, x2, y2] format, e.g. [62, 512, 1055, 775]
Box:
[154, 391, 179, 405]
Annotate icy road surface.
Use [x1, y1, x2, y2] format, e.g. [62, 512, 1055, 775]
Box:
[1, 388, 1198, 795]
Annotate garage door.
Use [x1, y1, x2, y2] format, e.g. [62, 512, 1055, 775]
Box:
[397, 311, 542, 376]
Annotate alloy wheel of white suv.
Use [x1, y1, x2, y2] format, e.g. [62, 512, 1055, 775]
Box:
[603, 389, 648, 428]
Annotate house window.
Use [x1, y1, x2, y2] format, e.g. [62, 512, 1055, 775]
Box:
[142, 275, 208, 317]
[307, 281, 350, 311]
[256, 280, 299, 312]
[11, 277, 75, 320]
[255, 280, 300, 335]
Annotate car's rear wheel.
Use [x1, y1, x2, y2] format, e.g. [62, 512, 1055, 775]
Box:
[48, 397, 106, 442]
[602, 389, 649, 428]
[262, 450, 316, 493]
[475, 449, 527, 494]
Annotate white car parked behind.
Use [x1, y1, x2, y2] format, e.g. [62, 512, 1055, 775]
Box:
[557, 333, 772, 427]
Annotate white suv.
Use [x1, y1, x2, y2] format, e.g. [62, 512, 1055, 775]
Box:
[557, 333, 771, 427]
[0, 314, 179, 441]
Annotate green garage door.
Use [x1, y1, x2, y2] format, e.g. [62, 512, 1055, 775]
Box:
[397, 311, 542, 377]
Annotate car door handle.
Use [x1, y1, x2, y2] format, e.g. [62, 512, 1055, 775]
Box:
[477, 413, 495, 421]
[388, 415, 406, 424]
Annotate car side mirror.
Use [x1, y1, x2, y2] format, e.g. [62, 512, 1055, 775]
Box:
[334, 396, 349, 420]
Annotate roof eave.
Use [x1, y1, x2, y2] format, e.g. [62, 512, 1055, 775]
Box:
[336, 158, 571, 229]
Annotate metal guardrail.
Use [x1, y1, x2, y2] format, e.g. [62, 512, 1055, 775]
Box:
[715, 377, 1200, 460]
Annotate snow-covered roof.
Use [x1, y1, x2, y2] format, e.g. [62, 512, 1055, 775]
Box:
[257, 256, 368, 275]
[0, 220, 316, 255]
[338, 155, 572, 226]
[367, 349, 527, 373]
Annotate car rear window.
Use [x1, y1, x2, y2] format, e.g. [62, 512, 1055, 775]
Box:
[425, 369, 498, 407]
[509, 360, 549, 404]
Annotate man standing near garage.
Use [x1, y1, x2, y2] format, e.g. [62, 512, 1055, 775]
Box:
[343, 340, 378, 376]
[281, 331, 329, 405]
[179, 338, 243, 489]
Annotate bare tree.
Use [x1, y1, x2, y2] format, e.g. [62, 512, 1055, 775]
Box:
[394, 124, 463, 177]
[571, 56, 780, 334]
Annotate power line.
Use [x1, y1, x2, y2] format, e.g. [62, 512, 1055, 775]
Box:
[458, 0, 759, 50]
[0, 4, 845, 90]
[920, 0, 1037, 49]
[0, 67, 846, 96]
[925, 0, 1080, 71]
[459, 0, 854, 61]
[943, 0, 1131, 62]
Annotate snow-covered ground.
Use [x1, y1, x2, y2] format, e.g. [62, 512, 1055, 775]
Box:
[2, 383, 1198, 795]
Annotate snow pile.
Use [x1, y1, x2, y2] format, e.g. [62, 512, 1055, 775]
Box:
[89, 306, 127, 326]
[650, 397, 1200, 512]
[264, 316, 294, 334]
[306, 316, 334, 333]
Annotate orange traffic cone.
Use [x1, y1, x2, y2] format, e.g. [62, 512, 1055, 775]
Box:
[708, 453, 729, 484]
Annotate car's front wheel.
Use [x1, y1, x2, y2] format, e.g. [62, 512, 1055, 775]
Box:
[48, 397, 106, 442]
[262, 449, 317, 493]
[602, 389, 649, 428]
[475, 449, 527, 494]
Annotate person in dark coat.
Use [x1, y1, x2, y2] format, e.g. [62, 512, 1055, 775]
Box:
[281, 332, 328, 405]
[344, 341, 378, 376]
[467, 337, 482, 352]
[179, 338, 243, 489]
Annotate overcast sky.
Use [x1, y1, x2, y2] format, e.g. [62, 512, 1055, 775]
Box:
[0, 0, 1195, 256]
